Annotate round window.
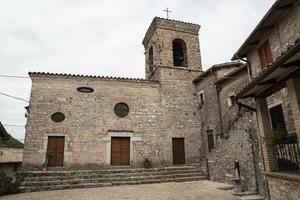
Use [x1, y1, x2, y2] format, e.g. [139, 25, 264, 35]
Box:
[114, 103, 129, 117]
[51, 112, 65, 122]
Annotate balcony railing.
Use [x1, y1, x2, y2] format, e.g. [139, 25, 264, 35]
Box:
[275, 134, 300, 172]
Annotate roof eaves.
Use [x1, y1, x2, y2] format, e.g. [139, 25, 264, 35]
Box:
[232, 0, 295, 60]
[193, 61, 243, 83]
[28, 72, 160, 84]
[236, 39, 300, 98]
[215, 65, 247, 85]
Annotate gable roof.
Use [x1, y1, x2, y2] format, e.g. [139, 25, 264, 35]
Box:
[0, 122, 9, 139]
[215, 65, 247, 85]
[193, 61, 243, 83]
[232, 0, 296, 60]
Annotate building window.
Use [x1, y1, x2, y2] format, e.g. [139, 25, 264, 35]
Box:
[172, 39, 187, 67]
[114, 103, 129, 117]
[258, 40, 273, 69]
[197, 91, 204, 108]
[207, 130, 214, 152]
[227, 95, 235, 107]
[51, 112, 65, 123]
[269, 104, 286, 131]
[148, 46, 154, 73]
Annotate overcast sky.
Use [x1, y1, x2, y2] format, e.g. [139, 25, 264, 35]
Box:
[0, 0, 275, 142]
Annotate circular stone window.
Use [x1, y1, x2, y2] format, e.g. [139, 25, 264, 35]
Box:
[114, 103, 129, 117]
[51, 112, 65, 122]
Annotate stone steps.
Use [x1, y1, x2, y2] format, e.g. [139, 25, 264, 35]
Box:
[234, 191, 265, 200]
[23, 169, 201, 181]
[19, 165, 207, 192]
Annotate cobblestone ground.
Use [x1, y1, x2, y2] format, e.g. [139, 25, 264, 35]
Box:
[0, 181, 237, 200]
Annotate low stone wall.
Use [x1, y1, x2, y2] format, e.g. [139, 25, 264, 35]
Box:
[266, 173, 300, 200]
[0, 148, 23, 163]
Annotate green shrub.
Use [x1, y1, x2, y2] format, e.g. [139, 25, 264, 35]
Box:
[143, 158, 152, 168]
[265, 125, 287, 152]
[0, 171, 20, 196]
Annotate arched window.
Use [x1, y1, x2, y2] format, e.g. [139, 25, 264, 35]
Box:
[148, 46, 154, 72]
[172, 39, 187, 67]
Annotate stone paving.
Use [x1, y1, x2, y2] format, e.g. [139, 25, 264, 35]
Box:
[0, 181, 237, 200]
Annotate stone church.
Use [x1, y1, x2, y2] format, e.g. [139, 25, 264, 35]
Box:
[19, 1, 300, 198]
[22, 17, 206, 169]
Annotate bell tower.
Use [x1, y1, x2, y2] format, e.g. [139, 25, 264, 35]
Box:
[142, 17, 203, 80]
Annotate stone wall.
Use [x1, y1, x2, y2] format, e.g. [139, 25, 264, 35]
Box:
[207, 111, 265, 193]
[266, 174, 300, 200]
[23, 70, 202, 169]
[0, 148, 22, 177]
[0, 148, 23, 163]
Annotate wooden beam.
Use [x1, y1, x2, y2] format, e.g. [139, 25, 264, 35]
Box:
[258, 78, 277, 85]
[280, 60, 300, 68]
[277, 3, 293, 10]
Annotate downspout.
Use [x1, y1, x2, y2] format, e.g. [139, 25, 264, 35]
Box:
[213, 70, 224, 137]
[240, 57, 253, 79]
[232, 53, 252, 79]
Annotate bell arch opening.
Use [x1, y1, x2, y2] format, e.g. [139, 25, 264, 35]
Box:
[148, 46, 154, 73]
[172, 39, 187, 67]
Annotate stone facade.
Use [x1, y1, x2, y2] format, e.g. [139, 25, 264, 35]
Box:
[194, 62, 243, 145]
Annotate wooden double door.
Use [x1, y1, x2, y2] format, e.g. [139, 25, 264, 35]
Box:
[111, 137, 130, 165]
[172, 138, 185, 165]
[47, 136, 65, 167]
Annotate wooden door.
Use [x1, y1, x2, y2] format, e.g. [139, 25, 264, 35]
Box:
[47, 136, 65, 167]
[172, 138, 185, 165]
[111, 137, 130, 165]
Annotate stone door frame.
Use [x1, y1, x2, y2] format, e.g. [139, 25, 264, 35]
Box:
[104, 131, 141, 166]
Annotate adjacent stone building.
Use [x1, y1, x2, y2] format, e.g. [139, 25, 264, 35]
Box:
[0, 122, 23, 176]
[233, 0, 300, 199]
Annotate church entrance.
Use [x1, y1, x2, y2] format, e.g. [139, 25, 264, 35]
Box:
[111, 137, 130, 165]
[47, 136, 65, 166]
[172, 138, 185, 165]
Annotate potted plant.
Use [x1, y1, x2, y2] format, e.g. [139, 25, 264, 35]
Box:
[143, 158, 152, 169]
[265, 124, 287, 152]
[42, 149, 54, 171]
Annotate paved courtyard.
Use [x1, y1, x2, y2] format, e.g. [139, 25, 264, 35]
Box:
[0, 181, 237, 200]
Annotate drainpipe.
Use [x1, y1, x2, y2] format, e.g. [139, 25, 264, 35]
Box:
[212, 70, 224, 137]
[233, 54, 252, 80]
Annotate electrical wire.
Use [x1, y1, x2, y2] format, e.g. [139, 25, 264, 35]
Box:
[0, 91, 29, 102]
[2, 124, 25, 127]
[0, 75, 29, 79]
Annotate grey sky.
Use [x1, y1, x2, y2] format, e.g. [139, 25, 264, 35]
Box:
[0, 0, 275, 141]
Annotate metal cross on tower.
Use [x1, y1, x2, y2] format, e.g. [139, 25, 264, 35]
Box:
[163, 7, 172, 19]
